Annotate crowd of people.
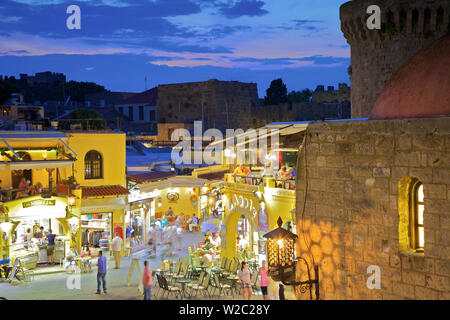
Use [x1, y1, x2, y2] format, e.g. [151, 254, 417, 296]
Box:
[233, 163, 295, 180]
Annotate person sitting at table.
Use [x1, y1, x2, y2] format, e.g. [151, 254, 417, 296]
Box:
[15, 177, 31, 199]
[0, 253, 12, 280]
[65, 246, 78, 268]
[233, 164, 251, 177]
[188, 214, 199, 232]
[212, 233, 221, 248]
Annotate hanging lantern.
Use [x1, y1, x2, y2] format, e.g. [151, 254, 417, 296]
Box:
[263, 216, 320, 300]
[263, 216, 297, 272]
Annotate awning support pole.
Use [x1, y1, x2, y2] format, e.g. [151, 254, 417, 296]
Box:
[1, 138, 19, 159]
[59, 138, 78, 158]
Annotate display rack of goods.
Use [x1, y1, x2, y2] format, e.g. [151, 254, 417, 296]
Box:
[54, 237, 67, 263]
[99, 237, 110, 254]
[10, 243, 39, 269]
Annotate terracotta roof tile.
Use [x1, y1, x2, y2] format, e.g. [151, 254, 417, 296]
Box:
[116, 87, 157, 105]
[81, 185, 129, 198]
[127, 171, 176, 183]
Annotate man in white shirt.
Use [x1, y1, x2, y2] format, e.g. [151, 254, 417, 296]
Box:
[111, 233, 123, 269]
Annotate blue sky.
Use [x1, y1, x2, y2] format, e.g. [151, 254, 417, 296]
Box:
[0, 0, 350, 96]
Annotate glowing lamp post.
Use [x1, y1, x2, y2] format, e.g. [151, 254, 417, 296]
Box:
[263, 216, 320, 300]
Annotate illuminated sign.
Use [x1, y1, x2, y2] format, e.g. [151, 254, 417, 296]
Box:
[22, 199, 56, 208]
[167, 192, 180, 202]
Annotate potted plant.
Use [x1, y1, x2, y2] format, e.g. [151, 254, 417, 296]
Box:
[57, 176, 79, 194]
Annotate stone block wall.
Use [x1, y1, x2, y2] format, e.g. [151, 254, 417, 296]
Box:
[340, 0, 450, 118]
[295, 117, 450, 299]
[312, 83, 351, 103]
[156, 79, 259, 131]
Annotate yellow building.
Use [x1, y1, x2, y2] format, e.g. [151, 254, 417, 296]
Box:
[213, 123, 307, 263]
[220, 175, 296, 261]
[0, 131, 127, 269]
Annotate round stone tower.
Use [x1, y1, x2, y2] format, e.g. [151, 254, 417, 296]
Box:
[340, 0, 450, 118]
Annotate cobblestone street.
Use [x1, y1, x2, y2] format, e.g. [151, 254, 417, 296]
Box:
[0, 231, 275, 300]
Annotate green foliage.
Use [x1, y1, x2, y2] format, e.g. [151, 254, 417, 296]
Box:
[1, 73, 106, 105]
[0, 75, 21, 104]
[24, 80, 105, 104]
[264, 78, 288, 105]
[287, 89, 312, 103]
[58, 108, 106, 130]
[61, 175, 77, 185]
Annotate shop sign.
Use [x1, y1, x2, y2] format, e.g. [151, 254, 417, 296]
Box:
[22, 199, 55, 208]
[80, 206, 115, 213]
[167, 192, 179, 202]
[128, 190, 159, 203]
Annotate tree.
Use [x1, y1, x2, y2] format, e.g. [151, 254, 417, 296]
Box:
[58, 108, 105, 130]
[287, 89, 312, 103]
[0, 77, 21, 105]
[264, 78, 288, 105]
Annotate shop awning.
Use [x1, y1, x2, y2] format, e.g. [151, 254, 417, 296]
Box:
[7, 197, 68, 220]
[4, 160, 74, 170]
[139, 177, 207, 193]
[80, 197, 126, 213]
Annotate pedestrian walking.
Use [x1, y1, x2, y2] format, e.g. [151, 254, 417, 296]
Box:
[96, 250, 107, 294]
[259, 260, 268, 300]
[238, 261, 252, 300]
[112, 232, 123, 269]
[142, 260, 153, 300]
[175, 227, 183, 251]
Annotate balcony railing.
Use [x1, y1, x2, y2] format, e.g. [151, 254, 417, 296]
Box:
[0, 185, 73, 203]
[226, 173, 296, 191]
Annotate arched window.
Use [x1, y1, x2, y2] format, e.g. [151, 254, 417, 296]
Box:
[410, 180, 424, 251]
[85, 150, 103, 179]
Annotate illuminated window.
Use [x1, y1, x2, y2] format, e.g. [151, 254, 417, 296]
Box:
[85, 150, 103, 179]
[410, 180, 424, 251]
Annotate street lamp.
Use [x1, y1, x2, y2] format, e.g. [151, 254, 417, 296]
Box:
[66, 194, 76, 214]
[263, 216, 320, 300]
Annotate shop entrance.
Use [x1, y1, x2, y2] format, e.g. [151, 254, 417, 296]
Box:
[224, 207, 261, 266]
[81, 212, 112, 257]
[11, 218, 66, 269]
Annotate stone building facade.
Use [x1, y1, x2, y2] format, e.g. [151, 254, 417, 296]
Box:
[294, 117, 450, 299]
[340, 0, 450, 118]
[312, 83, 350, 103]
[251, 101, 351, 127]
[156, 79, 259, 132]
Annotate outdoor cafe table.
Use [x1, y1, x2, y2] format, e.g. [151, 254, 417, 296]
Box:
[227, 275, 240, 293]
[156, 269, 167, 275]
[176, 279, 192, 298]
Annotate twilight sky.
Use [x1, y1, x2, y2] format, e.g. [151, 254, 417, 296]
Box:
[0, 0, 351, 97]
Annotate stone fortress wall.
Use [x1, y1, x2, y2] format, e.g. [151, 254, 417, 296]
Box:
[156, 79, 259, 132]
[312, 83, 350, 103]
[340, 0, 450, 118]
[295, 117, 450, 299]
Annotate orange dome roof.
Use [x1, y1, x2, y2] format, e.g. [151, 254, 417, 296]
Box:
[370, 35, 450, 120]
